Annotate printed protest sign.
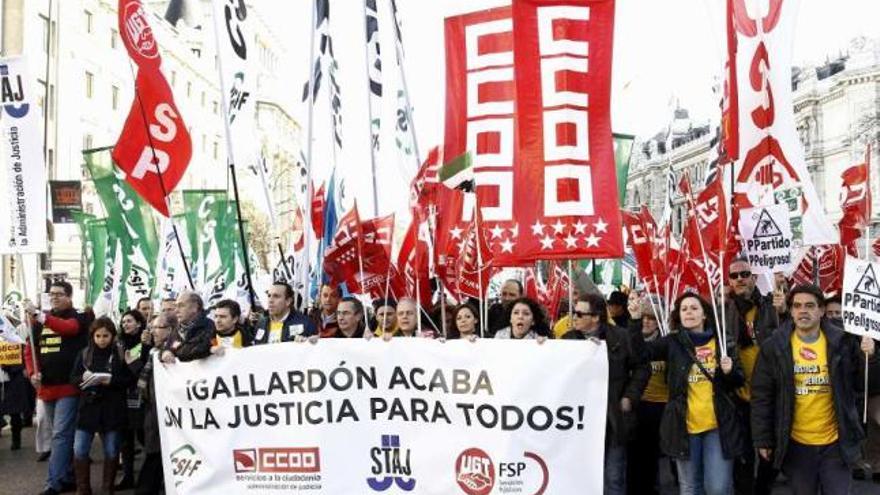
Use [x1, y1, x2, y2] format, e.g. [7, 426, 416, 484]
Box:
[738, 204, 795, 274]
[842, 256, 880, 340]
[155, 339, 608, 494]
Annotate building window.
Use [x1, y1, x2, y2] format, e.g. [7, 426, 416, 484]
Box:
[85, 71, 94, 98]
[111, 28, 118, 49]
[213, 141, 219, 160]
[111, 85, 119, 110]
[40, 15, 50, 54]
[84, 10, 93, 33]
[201, 91, 205, 107]
[171, 70, 177, 87]
[83, 134, 94, 150]
[212, 101, 218, 115]
[186, 82, 192, 97]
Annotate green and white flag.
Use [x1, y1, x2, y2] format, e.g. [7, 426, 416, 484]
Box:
[439, 151, 473, 191]
[72, 212, 108, 307]
[84, 148, 159, 311]
[182, 191, 238, 308]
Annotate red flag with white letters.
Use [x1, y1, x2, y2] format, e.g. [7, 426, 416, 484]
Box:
[112, 69, 191, 216]
[114, 0, 190, 216]
[322, 205, 364, 287]
[511, 0, 621, 260]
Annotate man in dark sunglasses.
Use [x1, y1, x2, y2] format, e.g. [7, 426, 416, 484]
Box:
[724, 256, 781, 494]
[562, 293, 649, 495]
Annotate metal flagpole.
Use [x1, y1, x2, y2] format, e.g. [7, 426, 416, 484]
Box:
[15, 254, 39, 373]
[361, 0, 381, 217]
[210, 10, 257, 308]
[125, 62, 195, 290]
[300, 0, 319, 310]
[567, 260, 574, 327]
[864, 143, 873, 423]
[474, 205, 486, 337]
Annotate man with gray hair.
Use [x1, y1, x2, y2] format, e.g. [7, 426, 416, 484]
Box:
[162, 290, 215, 363]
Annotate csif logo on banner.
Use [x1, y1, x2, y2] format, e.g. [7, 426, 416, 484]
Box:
[169, 444, 203, 487]
[367, 435, 416, 492]
[0, 64, 28, 118]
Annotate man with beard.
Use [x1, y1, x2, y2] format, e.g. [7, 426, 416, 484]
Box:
[724, 257, 783, 495]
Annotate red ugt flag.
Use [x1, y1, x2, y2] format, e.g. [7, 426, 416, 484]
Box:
[113, 70, 192, 216]
[114, 1, 191, 216]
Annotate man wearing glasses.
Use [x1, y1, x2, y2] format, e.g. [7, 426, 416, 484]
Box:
[326, 297, 366, 338]
[23, 281, 93, 495]
[562, 293, 649, 495]
[724, 256, 782, 495]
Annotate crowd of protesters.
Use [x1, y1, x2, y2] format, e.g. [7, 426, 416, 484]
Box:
[2, 256, 880, 495]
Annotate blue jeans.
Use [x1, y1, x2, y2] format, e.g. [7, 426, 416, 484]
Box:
[44, 396, 79, 490]
[604, 444, 627, 494]
[74, 429, 120, 460]
[675, 429, 733, 495]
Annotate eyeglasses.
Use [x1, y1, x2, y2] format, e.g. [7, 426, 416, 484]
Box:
[336, 310, 355, 317]
[48, 291, 67, 297]
[729, 270, 752, 280]
[573, 311, 597, 318]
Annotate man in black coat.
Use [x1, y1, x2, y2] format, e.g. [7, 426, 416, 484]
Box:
[162, 291, 214, 363]
[751, 284, 876, 495]
[562, 293, 650, 495]
[486, 279, 523, 337]
[252, 282, 317, 344]
[724, 256, 781, 495]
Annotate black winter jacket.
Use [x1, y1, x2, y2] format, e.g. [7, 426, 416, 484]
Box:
[725, 291, 779, 348]
[562, 322, 650, 446]
[167, 313, 215, 361]
[750, 320, 873, 469]
[647, 328, 746, 460]
[252, 311, 317, 344]
[70, 345, 134, 433]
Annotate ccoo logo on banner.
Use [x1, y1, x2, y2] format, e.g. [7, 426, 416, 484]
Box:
[738, 204, 795, 274]
[0, 57, 47, 254]
[842, 256, 880, 340]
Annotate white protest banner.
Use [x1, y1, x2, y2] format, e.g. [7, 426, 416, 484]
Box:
[738, 204, 795, 274]
[842, 256, 880, 340]
[0, 56, 47, 253]
[155, 339, 608, 494]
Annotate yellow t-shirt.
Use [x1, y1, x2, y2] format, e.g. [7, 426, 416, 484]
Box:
[642, 360, 669, 403]
[216, 331, 245, 349]
[553, 316, 571, 338]
[737, 307, 759, 402]
[687, 339, 718, 434]
[791, 331, 838, 446]
[268, 321, 284, 344]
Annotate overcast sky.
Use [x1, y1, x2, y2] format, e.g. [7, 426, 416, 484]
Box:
[258, 0, 880, 216]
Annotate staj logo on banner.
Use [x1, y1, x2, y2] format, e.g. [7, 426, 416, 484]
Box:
[367, 435, 416, 492]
